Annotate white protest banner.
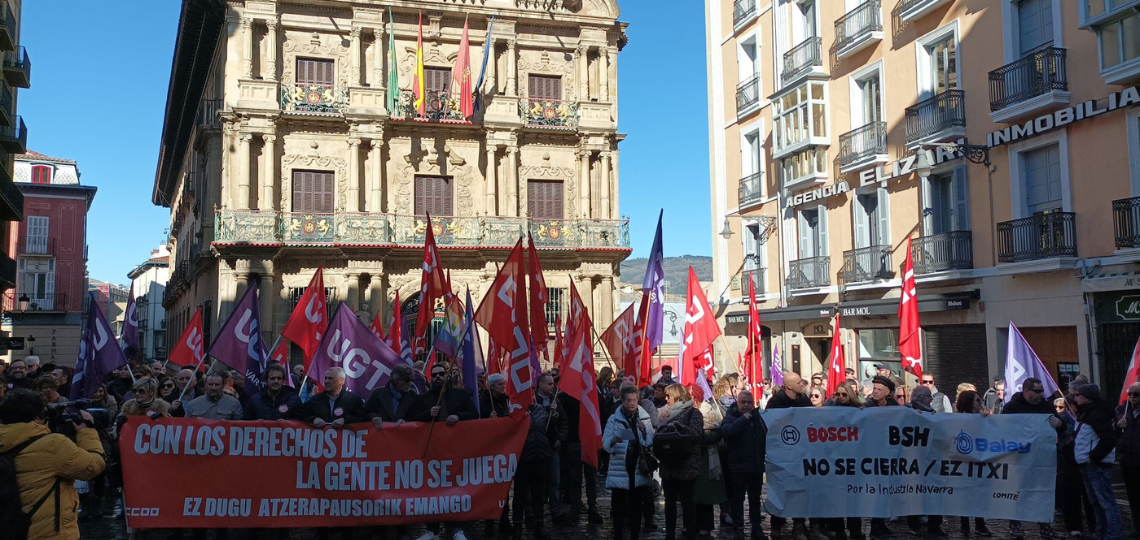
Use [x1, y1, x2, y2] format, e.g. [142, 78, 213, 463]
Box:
[763, 407, 1056, 521]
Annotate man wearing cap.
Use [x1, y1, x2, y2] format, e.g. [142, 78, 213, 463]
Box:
[415, 362, 478, 540]
[863, 375, 899, 540]
[1073, 383, 1123, 540]
[1003, 378, 1064, 539]
[766, 373, 822, 540]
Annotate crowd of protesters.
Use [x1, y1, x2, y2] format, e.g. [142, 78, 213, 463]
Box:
[1, 354, 1139, 540]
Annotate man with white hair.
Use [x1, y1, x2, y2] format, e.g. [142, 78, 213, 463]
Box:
[299, 367, 366, 428]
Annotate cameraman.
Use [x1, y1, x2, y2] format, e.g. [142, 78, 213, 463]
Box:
[0, 389, 106, 540]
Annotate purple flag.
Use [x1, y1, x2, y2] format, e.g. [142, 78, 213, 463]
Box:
[1004, 322, 1061, 403]
[461, 288, 482, 415]
[72, 292, 128, 400]
[310, 302, 405, 396]
[206, 284, 270, 395]
[771, 345, 784, 387]
[642, 210, 666, 351]
[122, 282, 140, 361]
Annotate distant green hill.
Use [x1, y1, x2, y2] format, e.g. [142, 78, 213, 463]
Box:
[620, 255, 713, 297]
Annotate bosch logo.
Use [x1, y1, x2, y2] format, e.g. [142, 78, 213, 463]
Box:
[955, 431, 973, 454]
[806, 426, 859, 443]
[781, 426, 801, 445]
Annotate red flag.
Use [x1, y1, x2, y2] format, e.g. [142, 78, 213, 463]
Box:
[454, 16, 474, 118]
[281, 267, 327, 371]
[560, 281, 589, 397]
[600, 303, 642, 374]
[563, 280, 602, 467]
[552, 314, 565, 372]
[526, 235, 550, 359]
[415, 215, 448, 354]
[385, 291, 411, 364]
[826, 313, 844, 398]
[487, 339, 504, 375]
[744, 277, 764, 393]
[269, 339, 289, 366]
[898, 237, 924, 380]
[370, 310, 385, 341]
[169, 308, 205, 370]
[635, 295, 654, 388]
[678, 267, 721, 387]
[475, 240, 533, 414]
[1120, 337, 1140, 405]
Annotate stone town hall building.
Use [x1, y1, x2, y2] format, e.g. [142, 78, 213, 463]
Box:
[153, 0, 629, 362]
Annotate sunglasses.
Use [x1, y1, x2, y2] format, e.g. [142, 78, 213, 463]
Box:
[162, 384, 174, 388]
[811, 394, 821, 398]
[1027, 388, 1045, 394]
[431, 371, 446, 378]
[921, 380, 935, 385]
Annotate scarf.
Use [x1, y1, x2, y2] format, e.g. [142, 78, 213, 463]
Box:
[663, 400, 694, 423]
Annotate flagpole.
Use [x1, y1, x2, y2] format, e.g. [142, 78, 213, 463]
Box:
[177, 354, 208, 402]
[420, 314, 481, 457]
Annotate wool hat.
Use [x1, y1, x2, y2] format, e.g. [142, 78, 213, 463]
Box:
[487, 373, 506, 385]
[872, 375, 896, 393]
[1076, 383, 1102, 402]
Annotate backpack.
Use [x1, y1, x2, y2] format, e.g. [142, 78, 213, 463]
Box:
[0, 435, 61, 540]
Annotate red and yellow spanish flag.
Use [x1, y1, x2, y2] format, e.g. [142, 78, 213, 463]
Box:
[412, 10, 426, 115]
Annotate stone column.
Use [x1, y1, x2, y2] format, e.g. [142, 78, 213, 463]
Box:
[347, 138, 361, 212]
[506, 146, 519, 217]
[368, 141, 383, 212]
[506, 39, 518, 96]
[242, 18, 253, 78]
[374, 26, 385, 92]
[346, 272, 361, 313]
[259, 272, 275, 334]
[600, 47, 610, 99]
[577, 275, 594, 321]
[600, 151, 611, 219]
[486, 39, 497, 94]
[610, 149, 619, 217]
[599, 276, 614, 328]
[368, 274, 385, 318]
[485, 145, 498, 214]
[236, 271, 251, 298]
[261, 134, 276, 211]
[350, 27, 362, 86]
[237, 134, 252, 209]
[578, 150, 591, 218]
[577, 44, 589, 100]
[266, 20, 278, 80]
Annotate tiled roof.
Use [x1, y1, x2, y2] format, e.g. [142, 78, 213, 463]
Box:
[17, 150, 76, 164]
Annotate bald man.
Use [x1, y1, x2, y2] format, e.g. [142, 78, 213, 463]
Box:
[765, 372, 814, 539]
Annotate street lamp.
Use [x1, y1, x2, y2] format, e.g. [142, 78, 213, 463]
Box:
[720, 217, 733, 240]
[18, 293, 28, 311]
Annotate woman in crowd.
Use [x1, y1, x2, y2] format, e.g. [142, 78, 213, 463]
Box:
[809, 388, 825, 407]
[956, 382, 977, 403]
[658, 384, 704, 540]
[118, 377, 171, 422]
[692, 384, 726, 538]
[603, 385, 655, 540]
[90, 383, 118, 418]
[710, 375, 739, 528]
[157, 376, 178, 403]
[827, 381, 864, 539]
[955, 390, 993, 537]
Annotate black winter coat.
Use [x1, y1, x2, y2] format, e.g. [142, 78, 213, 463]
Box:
[864, 396, 901, 407]
[720, 406, 766, 474]
[522, 402, 554, 462]
[1115, 404, 1140, 468]
[658, 405, 704, 482]
[765, 389, 812, 409]
[413, 386, 478, 422]
[365, 385, 417, 422]
[244, 388, 302, 420]
[299, 390, 367, 424]
[1078, 402, 1118, 464]
[479, 390, 510, 419]
[560, 393, 583, 444]
[1002, 393, 1055, 415]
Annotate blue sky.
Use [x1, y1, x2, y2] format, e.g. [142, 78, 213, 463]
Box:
[19, 1, 711, 285]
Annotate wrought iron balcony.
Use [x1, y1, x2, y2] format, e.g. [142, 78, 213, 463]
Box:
[911, 231, 973, 274]
[989, 47, 1068, 112]
[198, 98, 222, 129]
[0, 3, 14, 52]
[280, 83, 348, 115]
[843, 245, 893, 284]
[0, 115, 26, 153]
[743, 268, 766, 295]
[895, 0, 953, 23]
[734, 0, 757, 26]
[3, 46, 30, 89]
[787, 255, 830, 290]
[838, 121, 887, 167]
[3, 291, 66, 312]
[0, 82, 12, 127]
[1113, 196, 1140, 249]
[521, 98, 578, 129]
[782, 37, 823, 84]
[0, 160, 22, 222]
[396, 90, 469, 123]
[215, 210, 631, 250]
[996, 212, 1077, 263]
[736, 73, 761, 114]
[738, 172, 764, 208]
[835, 1, 883, 57]
[905, 89, 965, 145]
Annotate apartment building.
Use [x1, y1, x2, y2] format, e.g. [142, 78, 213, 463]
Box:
[707, 0, 1140, 394]
[127, 246, 169, 362]
[0, 1, 29, 298]
[154, 0, 629, 361]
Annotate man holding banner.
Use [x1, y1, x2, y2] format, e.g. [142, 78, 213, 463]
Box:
[1002, 378, 1064, 540]
[416, 361, 478, 540]
[299, 367, 366, 428]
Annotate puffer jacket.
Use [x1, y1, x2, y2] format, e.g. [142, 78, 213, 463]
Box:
[721, 404, 767, 474]
[244, 387, 303, 420]
[522, 402, 554, 462]
[0, 422, 106, 540]
[602, 406, 654, 490]
[658, 403, 704, 482]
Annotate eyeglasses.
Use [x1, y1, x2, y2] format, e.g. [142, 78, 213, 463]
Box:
[1027, 387, 1045, 394]
[810, 394, 821, 399]
[921, 380, 935, 385]
[162, 384, 174, 389]
[431, 372, 446, 379]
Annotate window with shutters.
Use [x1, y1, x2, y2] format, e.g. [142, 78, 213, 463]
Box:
[797, 207, 827, 259]
[742, 223, 766, 294]
[923, 166, 969, 235]
[425, 67, 452, 93]
[296, 58, 335, 86]
[852, 188, 889, 249]
[292, 171, 335, 213]
[414, 175, 454, 216]
[25, 216, 48, 254]
[528, 75, 563, 100]
[1022, 143, 1063, 215]
[545, 288, 566, 333]
[18, 257, 55, 310]
[527, 180, 564, 220]
[1017, 0, 1055, 56]
[30, 165, 51, 184]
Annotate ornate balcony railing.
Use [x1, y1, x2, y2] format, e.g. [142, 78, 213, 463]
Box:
[396, 90, 469, 123]
[736, 73, 761, 114]
[743, 267, 766, 295]
[3, 46, 30, 88]
[988, 47, 1068, 112]
[835, 1, 882, 53]
[787, 255, 830, 290]
[905, 89, 965, 145]
[521, 98, 578, 129]
[782, 37, 823, 84]
[838, 121, 887, 167]
[1113, 196, 1140, 249]
[280, 83, 348, 114]
[198, 98, 222, 129]
[997, 212, 1077, 263]
[734, 0, 757, 25]
[912, 231, 973, 274]
[843, 245, 893, 284]
[214, 210, 630, 250]
[0, 115, 27, 153]
[738, 172, 763, 208]
[2, 291, 66, 312]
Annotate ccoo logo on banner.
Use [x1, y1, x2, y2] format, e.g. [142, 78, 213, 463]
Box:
[763, 408, 1056, 521]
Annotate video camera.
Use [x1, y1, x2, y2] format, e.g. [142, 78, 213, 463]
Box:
[46, 399, 111, 431]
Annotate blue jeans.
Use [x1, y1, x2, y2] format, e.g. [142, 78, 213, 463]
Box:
[1081, 463, 1123, 540]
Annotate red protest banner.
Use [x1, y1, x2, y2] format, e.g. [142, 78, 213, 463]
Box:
[119, 415, 527, 528]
